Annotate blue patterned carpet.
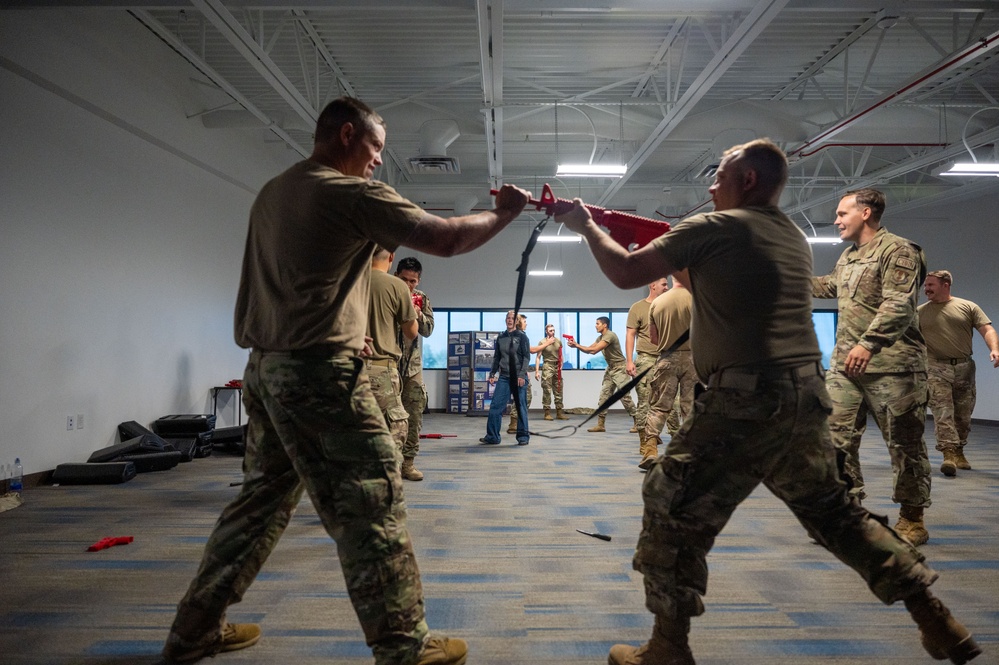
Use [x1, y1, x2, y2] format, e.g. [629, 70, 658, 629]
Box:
[0, 412, 996, 665]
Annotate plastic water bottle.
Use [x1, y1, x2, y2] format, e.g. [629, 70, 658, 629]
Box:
[10, 458, 23, 494]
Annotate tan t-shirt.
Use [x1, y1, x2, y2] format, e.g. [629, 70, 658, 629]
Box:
[234, 160, 423, 352]
[626, 299, 658, 355]
[598, 329, 626, 369]
[652, 206, 821, 381]
[649, 287, 692, 353]
[367, 270, 417, 362]
[918, 297, 991, 360]
[539, 337, 562, 365]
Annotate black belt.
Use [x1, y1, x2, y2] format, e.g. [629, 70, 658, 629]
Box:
[707, 361, 824, 391]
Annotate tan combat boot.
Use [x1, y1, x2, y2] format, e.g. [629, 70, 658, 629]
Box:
[415, 635, 468, 665]
[638, 431, 658, 470]
[954, 448, 972, 470]
[544, 407, 553, 421]
[556, 407, 569, 420]
[163, 623, 261, 663]
[940, 447, 959, 477]
[609, 615, 694, 665]
[507, 414, 517, 434]
[587, 414, 606, 433]
[895, 505, 929, 547]
[401, 457, 424, 481]
[904, 589, 981, 664]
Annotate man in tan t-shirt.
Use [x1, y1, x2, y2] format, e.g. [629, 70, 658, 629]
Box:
[567, 317, 637, 432]
[555, 138, 978, 665]
[640, 276, 694, 469]
[626, 278, 671, 440]
[163, 97, 530, 665]
[367, 246, 419, 478]
[918, 269, 999, 476]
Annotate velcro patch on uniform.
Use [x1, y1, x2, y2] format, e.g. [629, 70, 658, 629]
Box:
[895, 257, 917, 271]
[892, 268, 911, 284]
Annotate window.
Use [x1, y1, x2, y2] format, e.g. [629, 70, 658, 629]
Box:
[577, 311, 610, 370]
[425, 308, 841, 372]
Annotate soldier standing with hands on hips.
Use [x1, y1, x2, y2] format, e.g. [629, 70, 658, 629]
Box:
[918, 269, 999, 476]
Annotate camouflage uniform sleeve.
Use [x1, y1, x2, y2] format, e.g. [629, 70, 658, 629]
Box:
[859, 242, 925, 354]
[418, 292, 435, 338]
[812, 270, 838, 298]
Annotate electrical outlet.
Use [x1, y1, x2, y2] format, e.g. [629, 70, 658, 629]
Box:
[67, 415, 76, 431]
[76, 414, 84, 430]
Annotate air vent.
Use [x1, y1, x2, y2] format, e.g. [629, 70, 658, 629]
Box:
[407, 156, 461, 174]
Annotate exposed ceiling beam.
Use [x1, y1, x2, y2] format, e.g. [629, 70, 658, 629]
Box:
[477, 0, 504, 187]
[771, 10, 884, 101]
[597, 0, 790, 206]
[129, 8, 308, 157]
[290, 9, 356, 98]
[786, 125, 999, 215]
[789, 26, 999, 156]
[190, 0, 318, 127]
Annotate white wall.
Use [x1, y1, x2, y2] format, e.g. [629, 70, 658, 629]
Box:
[0, 10, 292, 475]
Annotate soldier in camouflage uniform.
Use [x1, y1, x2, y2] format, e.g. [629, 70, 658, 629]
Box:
[395, 256, 435, 481]
[567, 317, 637, 432]
[535, 323, 568, 420]
[557, 139, 980, 665]
[812, 188, 933, 547]
[626, 278, 671, 444]
[640, 278, 695, 470]
[163, 97, 530, 665]
[367, 246, 418, 476]
[918, 270, 999, 476]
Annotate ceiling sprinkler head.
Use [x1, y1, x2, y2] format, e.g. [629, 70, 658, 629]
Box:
[876, 16, 899, 30]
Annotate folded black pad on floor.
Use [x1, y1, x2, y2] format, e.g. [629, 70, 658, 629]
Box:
[116, 450, 183, 473]
[165, 433, 213, 462]
[153, 414, 216, 436]
[117, 420, 173, 451]
[212, 425, 246, 455]
[52, 462, 137, 485]
[88, 434, 171, 463]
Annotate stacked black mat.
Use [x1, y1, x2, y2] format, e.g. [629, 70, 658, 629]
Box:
[52, 414, 245, 485]
[152, 414, 217, 461]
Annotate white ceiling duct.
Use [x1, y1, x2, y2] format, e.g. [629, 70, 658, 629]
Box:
[453, 193, 478, 216]
[408, 120, 461, 174]
[636, 199, 662, 218]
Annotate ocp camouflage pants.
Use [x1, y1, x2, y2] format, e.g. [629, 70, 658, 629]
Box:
[927, 358, 976, 451]
[634, 365, 937, 623]
[825, 369, 931, 507]
[643, 349, 696, 446]
[598, 365, 636, 417]
[167, 350, 428, 665]
[369, 363, 410, 456]
[633, 352, 658, 429]
[539, 362, 564, 410]
[400, 371, 428, 459]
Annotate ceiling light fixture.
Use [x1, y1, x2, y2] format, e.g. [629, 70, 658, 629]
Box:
[528, 270, 564, 277]
[556, 163, 627, 178]
[939, 162, 999, 177]
[537, 234, 582, 243]
[939, 106, 999, 177]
